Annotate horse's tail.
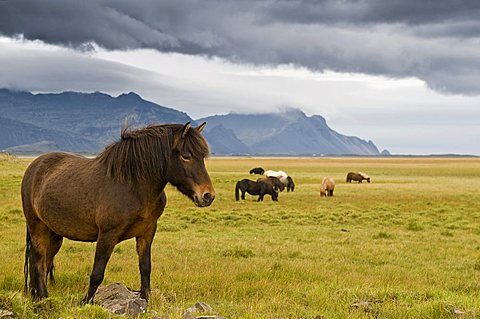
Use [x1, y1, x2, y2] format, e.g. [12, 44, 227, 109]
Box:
[235, 182, 240, 201]
[24, 226, 32, 295]
[48, 261, 55, 284]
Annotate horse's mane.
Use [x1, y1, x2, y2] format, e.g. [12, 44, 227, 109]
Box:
[96, 124, 209, 184]
[358, 172, 369, 179]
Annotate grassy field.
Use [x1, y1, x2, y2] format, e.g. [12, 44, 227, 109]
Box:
[1, 154, 480, 318]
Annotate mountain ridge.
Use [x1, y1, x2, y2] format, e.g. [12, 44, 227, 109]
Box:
[0, 89, 382, 155]
[199, 108, 380, 155]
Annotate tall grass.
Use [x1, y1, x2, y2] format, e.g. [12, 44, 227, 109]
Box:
[1, 155, 480, 318]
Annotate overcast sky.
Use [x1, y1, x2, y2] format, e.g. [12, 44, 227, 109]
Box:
[0, 0, 479, 155]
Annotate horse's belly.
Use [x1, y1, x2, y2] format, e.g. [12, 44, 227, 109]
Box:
[35, 196, 99, 241]
[39, 211, 99, 241]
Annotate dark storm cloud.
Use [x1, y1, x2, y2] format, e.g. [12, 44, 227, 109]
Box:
[263, 0, 480, 28]
[1, 0, 480, 94]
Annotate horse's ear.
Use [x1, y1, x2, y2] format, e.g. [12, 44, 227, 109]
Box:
[181, 122, 191, 138]
[196, 122, 207, 133]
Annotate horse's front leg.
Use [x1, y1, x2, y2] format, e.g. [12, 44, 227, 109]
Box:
[136, 224, 157, 301]
[82, 231, 118, 304]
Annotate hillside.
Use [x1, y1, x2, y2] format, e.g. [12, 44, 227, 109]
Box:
[199, 108, 380, 155]
[0, 89, 193, 153]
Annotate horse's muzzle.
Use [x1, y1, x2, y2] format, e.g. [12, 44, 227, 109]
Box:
[193, 191, 215, 207]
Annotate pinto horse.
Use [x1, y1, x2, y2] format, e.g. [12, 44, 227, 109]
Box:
[264, 170, 288, 184]
[346, 171, 371, 183]
[22, 122, 215, 303]
[249, 167, 265, 175]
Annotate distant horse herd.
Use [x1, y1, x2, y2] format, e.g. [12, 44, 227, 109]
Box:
[238, 167, 371, 201]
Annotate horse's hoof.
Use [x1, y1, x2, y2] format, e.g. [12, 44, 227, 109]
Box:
[80, 296, 93, 305]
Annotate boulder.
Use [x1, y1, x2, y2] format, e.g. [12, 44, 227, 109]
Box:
[94, 283, 147, 316]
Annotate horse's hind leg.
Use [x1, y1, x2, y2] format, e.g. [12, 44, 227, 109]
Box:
[82, 231, 118, 304]
[26, 220, 52, 299]
[46, 231, 63, 285]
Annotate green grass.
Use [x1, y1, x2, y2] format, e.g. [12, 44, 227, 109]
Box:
[1, 154, 480, 318]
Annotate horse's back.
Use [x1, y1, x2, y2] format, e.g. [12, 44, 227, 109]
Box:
[22, 152, 86, 198]
[322, 177, 335, 189]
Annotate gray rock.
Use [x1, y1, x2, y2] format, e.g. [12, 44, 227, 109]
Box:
[0, 309, 14, 319]
[183, 302, 224, 319]
[94, 282, 147, 317]
[184, 302, 213, 315]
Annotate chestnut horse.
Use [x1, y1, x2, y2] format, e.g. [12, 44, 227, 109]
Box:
[22, 122, 215, 303]
[320, 177, 335, 197]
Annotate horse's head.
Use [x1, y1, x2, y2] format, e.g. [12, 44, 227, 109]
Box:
[320, 188, 326, 197]
[167, 122, 215, 207]
[272, 177, 285, 192]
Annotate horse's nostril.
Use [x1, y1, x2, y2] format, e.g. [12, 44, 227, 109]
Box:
[203, 192, 212, 201]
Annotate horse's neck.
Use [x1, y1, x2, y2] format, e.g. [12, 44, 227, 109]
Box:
[133, 180, 168, 202]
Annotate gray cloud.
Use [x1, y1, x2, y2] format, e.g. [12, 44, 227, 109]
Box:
[0, 42, 172, 94]
[1, 0, 480, 94]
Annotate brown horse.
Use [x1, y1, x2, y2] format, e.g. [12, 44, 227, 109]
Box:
[320, 177, 335, 197]
[346, 171, 371, 183]
[22, 122, 215, 303]
[256, 176, 285, 192]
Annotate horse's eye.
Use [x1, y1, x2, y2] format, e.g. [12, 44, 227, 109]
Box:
[180, 153, 192, 162]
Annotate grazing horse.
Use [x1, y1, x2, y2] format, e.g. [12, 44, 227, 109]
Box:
[235, 179, 278, 201]
[346, 171, 371, 183]
[249, 167, 265, 175]
[286, 176, 295, 192]
[264, 170, 288, 184]
[256, 176, 285, 192]
[320, 177, 335, 197]
[22, 122, 215, 303]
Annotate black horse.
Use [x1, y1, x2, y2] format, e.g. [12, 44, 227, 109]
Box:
[286, 176, 295, 192]
[235, 179, 278, 201]
[249, 167, 265, 175]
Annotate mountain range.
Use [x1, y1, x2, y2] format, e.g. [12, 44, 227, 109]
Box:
[200, 109, 380, 155]
[0, 89, 383, 155]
